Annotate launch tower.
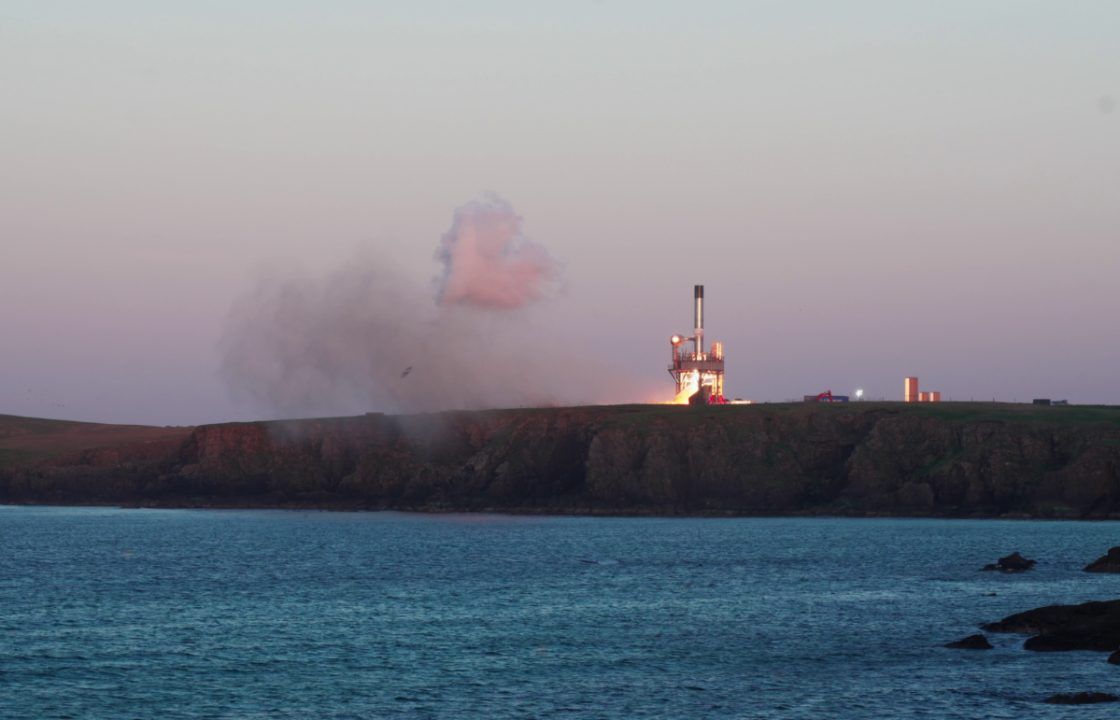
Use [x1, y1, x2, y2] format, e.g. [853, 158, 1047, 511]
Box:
[668, 285, 726, 404]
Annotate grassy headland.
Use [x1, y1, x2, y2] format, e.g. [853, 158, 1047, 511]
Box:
[3, 403, 1119, 517]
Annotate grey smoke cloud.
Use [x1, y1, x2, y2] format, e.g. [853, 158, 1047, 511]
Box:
[220, 198, 633, 418]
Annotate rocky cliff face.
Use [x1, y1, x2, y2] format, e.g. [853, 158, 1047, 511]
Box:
[3, 404, 1120, 517]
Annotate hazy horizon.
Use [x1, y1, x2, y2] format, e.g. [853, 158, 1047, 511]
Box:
[3, 1, 1118, 425]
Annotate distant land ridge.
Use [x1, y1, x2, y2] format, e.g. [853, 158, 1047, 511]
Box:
[2, 403, 1120, 517]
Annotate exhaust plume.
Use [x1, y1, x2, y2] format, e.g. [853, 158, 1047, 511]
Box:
[220, 197, 637, 418]
[435, 195, 557, 309]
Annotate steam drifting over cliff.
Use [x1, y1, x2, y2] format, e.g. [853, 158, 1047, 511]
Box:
[220, 197, 628, 418]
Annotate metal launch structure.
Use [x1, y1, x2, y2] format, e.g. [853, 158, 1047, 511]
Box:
[668, 285, 727, 404]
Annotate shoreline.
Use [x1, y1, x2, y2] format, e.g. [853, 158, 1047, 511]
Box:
[6, 499, 1120, 522]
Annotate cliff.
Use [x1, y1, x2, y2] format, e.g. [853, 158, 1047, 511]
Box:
[3, 403, 1120, 517]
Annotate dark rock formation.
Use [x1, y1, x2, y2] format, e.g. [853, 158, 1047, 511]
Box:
[981, 552, 1036, 572]
[1109, 650, 1120, 665]
[1043, 692, 1118, 705]
[944, 634, 992, 650]
[4, 403, 1120, 515]
[983, 599, 1120, 652]
[1085, 547, 1120, 573]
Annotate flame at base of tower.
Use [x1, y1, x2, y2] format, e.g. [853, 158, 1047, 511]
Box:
[667, 369, 730, 404]
[671, 374, 700, 404]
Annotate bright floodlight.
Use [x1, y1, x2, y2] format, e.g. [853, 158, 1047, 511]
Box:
[855, 388, 864, 399]
[670, 335, 683, 346]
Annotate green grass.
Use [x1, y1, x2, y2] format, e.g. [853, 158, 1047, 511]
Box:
[588, 401, 1120, 429]
[243, 401, 1120, 431]
[885, 402, 1120, 426]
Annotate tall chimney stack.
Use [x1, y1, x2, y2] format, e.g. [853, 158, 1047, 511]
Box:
[693, 284, 704, 356]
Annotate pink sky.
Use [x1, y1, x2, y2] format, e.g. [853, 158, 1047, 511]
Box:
[2, 2, 1118, 424]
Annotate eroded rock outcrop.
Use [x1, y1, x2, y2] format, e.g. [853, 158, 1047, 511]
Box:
[982, 552, 1037, 572]
[1085, 547, 1120, 573]
[944, 634, 992, 650]
[982, 599, 1120, 652]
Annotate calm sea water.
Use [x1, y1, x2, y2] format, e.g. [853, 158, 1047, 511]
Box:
[2, 507, 1119, 719]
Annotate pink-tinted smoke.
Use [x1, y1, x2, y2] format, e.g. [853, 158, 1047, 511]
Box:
[220, 197, 648, 417]
[435, 195, 557, 309]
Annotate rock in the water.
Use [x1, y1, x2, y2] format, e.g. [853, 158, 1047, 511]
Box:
[1085, 547, 1120, 573]
[1043, 692, 1118, 705]
[945, 634, 992, 650]
[983, 599, 1120, 652]
[1109, 650, 1120, 665]
[981, 552, 1037, 572]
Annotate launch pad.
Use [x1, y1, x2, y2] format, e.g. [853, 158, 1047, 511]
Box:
[668, 285, 727, 404]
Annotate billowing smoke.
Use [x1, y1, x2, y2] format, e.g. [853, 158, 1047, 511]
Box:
[435, 195, 557, 309]
[220, 197, 632, 418]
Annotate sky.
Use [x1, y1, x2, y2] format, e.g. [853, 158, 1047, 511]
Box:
[2, 1, 1118, 425]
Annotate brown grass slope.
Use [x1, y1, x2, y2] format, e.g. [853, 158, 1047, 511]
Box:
[0, 413, 192, 469]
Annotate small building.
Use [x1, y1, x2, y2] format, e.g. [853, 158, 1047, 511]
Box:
[905, 377, 942, 402]
[904, 377, 919, 403]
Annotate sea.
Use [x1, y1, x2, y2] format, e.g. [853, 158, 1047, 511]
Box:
[2, 506, 1118, 719]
